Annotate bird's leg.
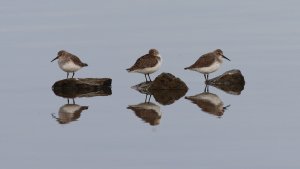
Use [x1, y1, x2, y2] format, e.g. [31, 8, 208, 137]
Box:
[144, 74, 148, 82]
[67, 72, 69, 79]
[72, 72, 75, 78]
[51, 113, 59, 120]
[148, 95, 152, 102]
[224, 105, 231, 110]
[204, 85, 209, 93]
[145, 94, 148, 103]
[204, 74, 209, 80]
[72, 98, 75, 104]
[148, 74, 152, 82]
[67, 98, 70, 104]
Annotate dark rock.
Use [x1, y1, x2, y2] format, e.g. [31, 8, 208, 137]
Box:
[52, 78, 112, 98]
[206, 69, 245, 95]
[151, 89, 187, 105]
[131, 73, 188, 105]
[149, 73, 188, 90]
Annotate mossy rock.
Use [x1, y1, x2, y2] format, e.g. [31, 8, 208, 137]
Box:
[52, 78, 112, 98]
[131, 72, 188, 105]
[206, 69, 245, 95]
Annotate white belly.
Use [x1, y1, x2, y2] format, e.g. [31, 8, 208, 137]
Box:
[191, 61, 221, 74]
[59, 61, 81, 72]
[195, 93, 223, 106]
[60, 104, 81, 114]
[129, 102, 162, 116]
[133, 58, 162, 74]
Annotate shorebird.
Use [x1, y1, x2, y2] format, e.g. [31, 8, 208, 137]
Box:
[127, 102, 162, 126]
[126, 49, 162, 82]
[185, 87, 229, 117]
[184, 49, 230, 80]
[51, 50, 88, 78]
[51, 104, 88, 124]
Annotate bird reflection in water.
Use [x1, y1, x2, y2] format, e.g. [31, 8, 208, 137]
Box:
[52, 99, 88, 124]
[127, 94, 162, 126]
[185, 85, 230, 117]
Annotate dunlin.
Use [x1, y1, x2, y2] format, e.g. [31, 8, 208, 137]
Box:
[127, 102, 162, 126]
[185, 92, 226, 117]
[184, 49, 230, 80]
[51, 50, 88, 78]
[51, 104, 88, 124]
[126, 49, 162, 82]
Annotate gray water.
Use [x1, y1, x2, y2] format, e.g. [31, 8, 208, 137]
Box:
[1, 0, 300, 168]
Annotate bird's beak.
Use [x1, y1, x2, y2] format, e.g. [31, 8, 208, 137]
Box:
[222, 55, 230, 61]
[51, 56, 59, 62]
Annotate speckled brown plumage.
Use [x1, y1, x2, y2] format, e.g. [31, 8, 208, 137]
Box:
[58, 50, 88, 67]
[184, 49, 229, 81]
[184, 50, 220, 69]
[127, 104, 161, 126]
[185, 96, 224, 117]
[126, 49, 160, 71]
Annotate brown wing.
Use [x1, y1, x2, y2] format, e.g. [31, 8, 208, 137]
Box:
[67, 52, 87, 67]
[127, 106, 160, 125]
[127, 54, 158, 71]
[128, 106, 158, 116]
[186, 52, 216, 69]
[186, 95, 224, 117]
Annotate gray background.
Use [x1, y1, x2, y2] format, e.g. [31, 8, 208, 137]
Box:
[1, 0, 299, 168]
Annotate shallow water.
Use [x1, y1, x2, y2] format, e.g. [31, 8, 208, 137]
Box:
[1, 0, 300, 168]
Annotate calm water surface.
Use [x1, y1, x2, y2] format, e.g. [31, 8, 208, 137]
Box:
[1, 0, 300, 168]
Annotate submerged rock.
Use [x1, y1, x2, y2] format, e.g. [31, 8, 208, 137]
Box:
[52, 78, 112, 98]
[131, 73, 188, 105]
[206, 69, 245, 95]
[151, 89, 187, 105]
[148, 73, 188, 91]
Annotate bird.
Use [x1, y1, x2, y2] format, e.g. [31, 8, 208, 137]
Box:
[127, 102, 162, 126]
[51, 104, 88, 124]
[126, 49, 162, 82]
[185, 89, 229, 117]
[184, 49, 230, 80]
[51, 50, 88, 78]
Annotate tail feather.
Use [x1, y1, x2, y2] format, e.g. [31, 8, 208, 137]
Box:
[81, 63, 88, 67]
[80, 106, 89, 110]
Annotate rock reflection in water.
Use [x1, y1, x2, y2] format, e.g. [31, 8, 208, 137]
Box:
[206, 69, 245, 95]
[52, 103, 88, 124]
[151, 89, 187, 105]
[52, 78, 112, 100]
[131, 82, 187, 105]
[185, 90, 229, 117]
